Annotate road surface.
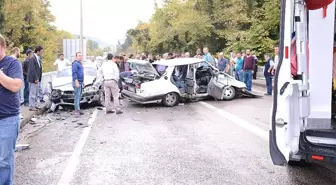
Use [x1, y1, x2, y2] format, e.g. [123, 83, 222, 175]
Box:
[14, 87, 336, 185]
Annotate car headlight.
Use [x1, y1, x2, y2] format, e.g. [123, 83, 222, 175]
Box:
[84, 85, 97, 92]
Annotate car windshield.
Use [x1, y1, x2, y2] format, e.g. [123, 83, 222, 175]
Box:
[57, 67, 97, 77]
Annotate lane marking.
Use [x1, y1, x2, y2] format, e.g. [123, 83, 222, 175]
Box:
[198, 101, 268, 141]
[57, 109, 99, 185]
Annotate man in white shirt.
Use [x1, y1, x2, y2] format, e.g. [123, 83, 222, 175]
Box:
[99, 54, 122, 114]
[54, 54, 71, 71]
[271, 46, 279, 75]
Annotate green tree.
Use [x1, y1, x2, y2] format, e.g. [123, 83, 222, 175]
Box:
[123, 0, 280, 59]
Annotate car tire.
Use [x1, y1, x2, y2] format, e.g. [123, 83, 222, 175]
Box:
[222, 86, 236, 100]
[162, 92, 179, 107]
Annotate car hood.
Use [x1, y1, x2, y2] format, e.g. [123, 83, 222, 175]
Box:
[52, 76, 96, 91]
[128, 59, 159, 76]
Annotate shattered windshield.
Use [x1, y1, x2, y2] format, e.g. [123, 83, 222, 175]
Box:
[57, 67, 97, 78]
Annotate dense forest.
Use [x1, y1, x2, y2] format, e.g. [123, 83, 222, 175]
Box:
[0, 0, 106, 72]
[0, 0, 75, 72]
[117, 0, 280, 60]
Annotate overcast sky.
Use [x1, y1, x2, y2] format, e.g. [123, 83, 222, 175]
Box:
[49, 0, 162, 45]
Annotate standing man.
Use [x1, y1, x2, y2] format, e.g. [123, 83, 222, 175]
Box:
[10, 47, 20, 59]
[0, 34, 23, 185]
[271, 46, 279, 75]
[22, 49, 33, 106]
[99, 54, 123, 114]
[242, 49, 256, 91]
[217, 52, 229, 72]
[201, 47, 215, 67]
[234, 52, 244, 81]
[264, 53, 274, 96]
[54, 53, 71, 71]
[72, 52, 84, 116]
[27, 46, 43, 111]
[252, 53, 258, 79]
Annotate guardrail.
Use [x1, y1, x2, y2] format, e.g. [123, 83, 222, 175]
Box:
[20, 71, 58, 103]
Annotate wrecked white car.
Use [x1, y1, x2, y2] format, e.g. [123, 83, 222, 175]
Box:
[121, 58, 260, 107]
[49, 66, 104, 110]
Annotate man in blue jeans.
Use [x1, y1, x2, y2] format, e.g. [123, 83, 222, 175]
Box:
[72, 52, 84, 116]
[0, 34, 23, 185]
[263, 53, 274, 95]
[242, 49, 256, 91]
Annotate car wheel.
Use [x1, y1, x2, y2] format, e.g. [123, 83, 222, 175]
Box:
[99, 89, 105, 106]
[222, 86, 236, 100]
[162, 92, 179, 107]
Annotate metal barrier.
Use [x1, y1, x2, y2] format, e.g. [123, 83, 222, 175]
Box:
[20, 71, 58, 103]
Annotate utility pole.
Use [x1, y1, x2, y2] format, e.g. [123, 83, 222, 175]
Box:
[80, 0, 84, 55]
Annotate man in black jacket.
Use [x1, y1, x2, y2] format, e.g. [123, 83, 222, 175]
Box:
[22, 49, 33, 106]
[27, 46, 43, 111]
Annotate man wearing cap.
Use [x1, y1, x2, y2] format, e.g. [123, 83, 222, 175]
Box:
[22, 49, 33, 106]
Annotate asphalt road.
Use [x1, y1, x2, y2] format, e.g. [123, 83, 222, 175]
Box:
[14, 87, 336, 185]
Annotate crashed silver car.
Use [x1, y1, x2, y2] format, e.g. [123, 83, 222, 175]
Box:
[49, 66, 104, 108]
[121, 58, 261, 107]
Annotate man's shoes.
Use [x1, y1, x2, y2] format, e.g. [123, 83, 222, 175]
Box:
[264, 93, 272, 96]
[74, 110, 84, 116]
[106, 110, 115, 114]
[116, 110, 123, 115]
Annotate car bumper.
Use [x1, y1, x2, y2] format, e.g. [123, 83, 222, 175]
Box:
[51, 90, 100, 105]
[121, 90, 163, 104]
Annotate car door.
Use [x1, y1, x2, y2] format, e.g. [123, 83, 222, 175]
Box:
[270, 0, 311, 166]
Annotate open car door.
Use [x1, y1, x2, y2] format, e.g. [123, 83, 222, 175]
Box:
[270, 0, 307, 165]
[270, 0, 334, 166]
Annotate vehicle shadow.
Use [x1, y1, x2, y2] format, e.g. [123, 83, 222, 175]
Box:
[286, 162, 336, 184]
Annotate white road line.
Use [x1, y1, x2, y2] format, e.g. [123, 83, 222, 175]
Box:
[57, 109, 99, 185]
[198, 101, 268, 141]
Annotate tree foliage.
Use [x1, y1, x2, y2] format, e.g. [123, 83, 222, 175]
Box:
[122, 0, 280, 59]
[0, 0, 74, 72]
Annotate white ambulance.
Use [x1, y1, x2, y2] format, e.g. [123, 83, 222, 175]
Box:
[270, 0, 336, 166]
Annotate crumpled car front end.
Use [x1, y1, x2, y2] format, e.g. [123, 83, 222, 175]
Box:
[50, 83, 102, 106]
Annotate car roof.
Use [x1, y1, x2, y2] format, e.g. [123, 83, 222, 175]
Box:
[153, 58, 206, 66]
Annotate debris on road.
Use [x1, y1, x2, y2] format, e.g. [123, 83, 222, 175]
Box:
[15, 144, 30, 152]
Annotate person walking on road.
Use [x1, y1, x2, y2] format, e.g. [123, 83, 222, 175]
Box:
[242, 49, 256, 92]
[99, 54, 123, 114]
[72, 52, 84, 116]
[0, 34, 23, 185]
[263, 53, 275, 96]
[27, 46, 43, 111]
[22, 49, 33, 106]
